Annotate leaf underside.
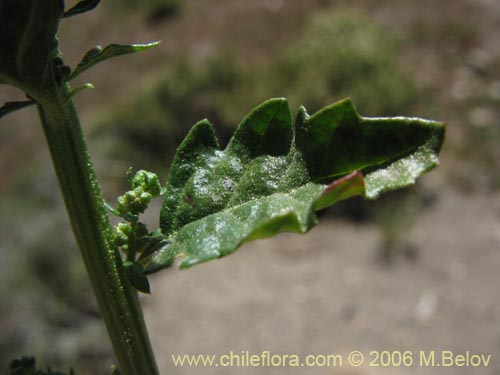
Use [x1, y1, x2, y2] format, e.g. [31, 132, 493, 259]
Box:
[146, 98, 444, 273]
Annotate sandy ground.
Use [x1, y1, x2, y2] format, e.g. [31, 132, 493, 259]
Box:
[142, 188, 500, 375]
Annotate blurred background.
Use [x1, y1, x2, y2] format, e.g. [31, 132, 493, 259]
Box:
[1, 0, 500, 374]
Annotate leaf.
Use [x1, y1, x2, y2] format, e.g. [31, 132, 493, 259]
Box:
[146, 98, 444, 272]
[124, 261, 151, 294]
[63, 0, 101, 18]
[0, 0, 62, 98]
[1, 100, 36, 118]
[69, 42, 160, 80]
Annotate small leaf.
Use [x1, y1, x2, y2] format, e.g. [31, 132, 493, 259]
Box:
[68, 83, 94, 99]
[63, 0, 101, 18]
[1, 100, 36, 118]
[138, 231, 170, 263]
[123, 261, 151, 294]
[104, 200, 121, 216]
[146, 98, 444, 273]
[69, 42, 160, 80]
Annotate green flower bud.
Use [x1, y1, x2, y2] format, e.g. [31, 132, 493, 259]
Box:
[132, 170, 161, 196]
[114, 222, 132, 246]
[117, 187, 152, 215]
[130, 190, 152, 214]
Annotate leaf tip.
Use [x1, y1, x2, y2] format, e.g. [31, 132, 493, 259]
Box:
[308, 96, 360, 124]
[185, 118, 219, 147]
[430, 120, 446, 152]
[295, 105, 309, 119]
[254, 97, 290, 111]
[134, 41, 162, 51]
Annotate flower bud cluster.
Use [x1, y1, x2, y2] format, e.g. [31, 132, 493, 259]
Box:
[108, 169, 166, 292]
[116, 170, 161, 216]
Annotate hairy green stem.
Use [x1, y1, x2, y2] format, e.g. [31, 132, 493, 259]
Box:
[37, 84, 158, 375]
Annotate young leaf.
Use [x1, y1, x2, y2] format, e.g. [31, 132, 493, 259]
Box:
[147, 98, 444, 272]
[124, 261, 151, 294]
[1, 100, 36, 118]
[63, 0, 101, 18]
[69, 42, 160, 80]
[68, 83, 94, 99]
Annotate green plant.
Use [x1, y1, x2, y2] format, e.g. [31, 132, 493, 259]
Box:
[0, 1, 444, 374]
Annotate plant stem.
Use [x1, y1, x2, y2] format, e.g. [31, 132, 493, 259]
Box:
[37, 84, 159, 375]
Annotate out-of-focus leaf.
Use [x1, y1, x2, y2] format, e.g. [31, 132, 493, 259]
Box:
[146, 98, 444, 272]
[63, 0, 100, 18]
[0, 100, 36, 118]
[69, 42, 160, 80]
[0, 0, 62, 100]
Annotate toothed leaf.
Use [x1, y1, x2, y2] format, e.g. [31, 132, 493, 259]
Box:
[147, 98, 444, 272]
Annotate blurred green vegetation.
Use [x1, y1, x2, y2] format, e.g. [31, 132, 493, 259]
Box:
[106, 0, 182, 23]
[263, 10, 420, 115]
[91, 9, 422, 175]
